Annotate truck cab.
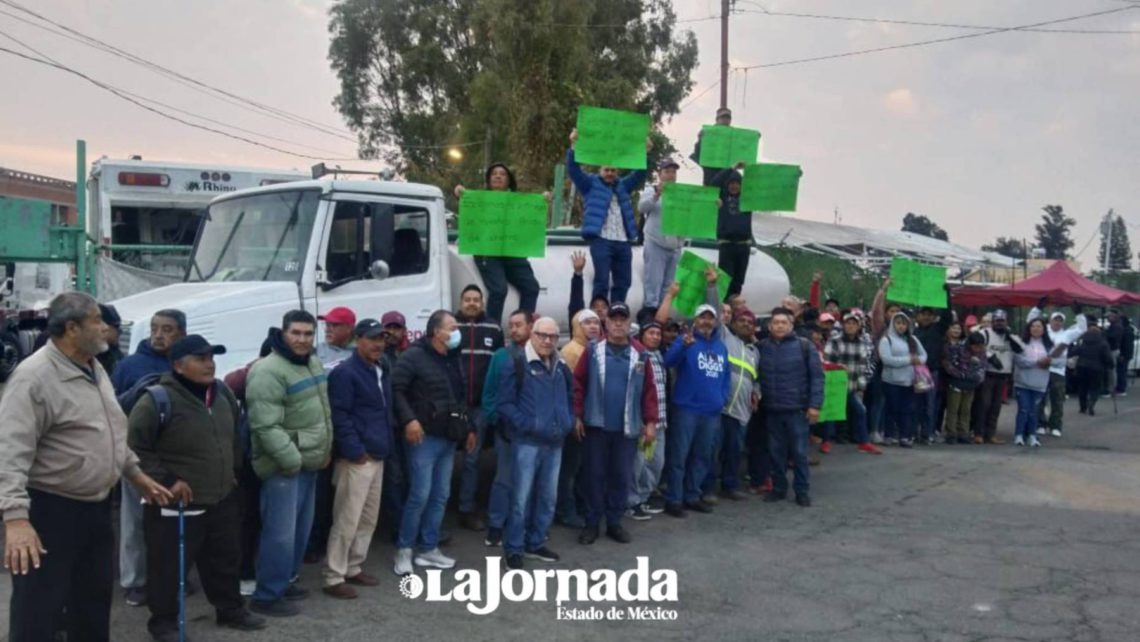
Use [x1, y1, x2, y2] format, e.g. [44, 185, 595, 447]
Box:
[112, 179, 447, 372]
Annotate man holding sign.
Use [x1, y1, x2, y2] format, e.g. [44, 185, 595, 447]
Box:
[711, 162, 753, 299]
[567, 127, 652, 305]
[689, 107, 734, 186]
[638, 158, 686, 309]
[454, 163, 542, 324]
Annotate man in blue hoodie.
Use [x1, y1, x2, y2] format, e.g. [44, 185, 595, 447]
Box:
[566, 128, 652, 304]
[496, 317, 574, 569]
[112, 308, 186, 608]
[662, 289, 730, 518]
[321, 319, 393, 599]
[757, 307, 824, 507]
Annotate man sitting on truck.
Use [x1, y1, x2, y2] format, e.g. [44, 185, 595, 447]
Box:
[112, 308, 186, 609]
[454, 285, 504, 532]
[566, 128, 652, 305]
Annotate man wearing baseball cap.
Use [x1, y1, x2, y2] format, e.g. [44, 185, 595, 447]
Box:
[381, 311, 408, 360]
[322, 320, 393, 599]
[689, 107, 733, 186]
[661, 267, 731, 516]
[128, 335, 267, 639]
[639, 157, 686, 309]
[972, 310, 1021, 444]
[317, 307, 357, 368]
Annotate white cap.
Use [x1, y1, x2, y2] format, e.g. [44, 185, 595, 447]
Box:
[694, 304, 717, 318]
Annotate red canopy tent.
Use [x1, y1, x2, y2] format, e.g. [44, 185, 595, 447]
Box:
[951, 261, 1140, 307]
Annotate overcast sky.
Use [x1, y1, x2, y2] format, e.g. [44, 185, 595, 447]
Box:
[1, 0, 1138, 267]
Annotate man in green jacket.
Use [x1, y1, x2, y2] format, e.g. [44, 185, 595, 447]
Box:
[245, 310, 333, 618]
[129, 335, 266, 641]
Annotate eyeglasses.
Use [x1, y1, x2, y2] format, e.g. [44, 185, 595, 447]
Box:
[533, 331, 559, 342]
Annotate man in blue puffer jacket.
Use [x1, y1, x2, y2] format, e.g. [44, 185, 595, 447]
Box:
[566, 127, 652, 305]
[757, 307, 824, 507]
[496, 317, 575, 570]
[321, 319, 393, 598]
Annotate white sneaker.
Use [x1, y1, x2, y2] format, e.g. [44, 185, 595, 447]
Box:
[870, 431, 884, 445]
[393, 548, 414, 576]
[1035, 428, 1047, 435]
[1050, 429, 1062, 437]
[1029, 436, 1042, 448]
[239, 580, 256, 597]
[414, 548, 456, 569]
[1013, 435, 1025, 446]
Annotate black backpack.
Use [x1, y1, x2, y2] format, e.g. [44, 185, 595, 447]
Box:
[116, 372, 173, 431]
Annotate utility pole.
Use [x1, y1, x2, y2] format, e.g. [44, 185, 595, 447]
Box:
[483, 126, 493, 173]
[1102, 209, 1115, 273]
[720, 0, 730, 110]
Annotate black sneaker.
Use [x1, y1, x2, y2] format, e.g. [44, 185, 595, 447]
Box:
[944, 437, 957, 445]
[606, 525, 632, 544]
[250, 599, 300, 618]
[626, 505, 653, 521]
[957, 437, 971, 444]
[647, 495, 667, 512]
[506, 554, 524, 570]
[664, 503, 687, 518]
[484, 527, 503, 547]
[124, 587, 147, 607]
[684, 500, 714, 514]
[578, 525, 599, 545]
[217, 609, 267, 631]
[763, 492, 787, 503]
[283, 585, 310, 601]
[795, 494, 812, 507]
[899, 439, 914, 449]
[524, 546, 560, 563]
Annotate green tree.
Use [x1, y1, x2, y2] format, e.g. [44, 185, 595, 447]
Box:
[901, 212, 948, 241]
[1034, 205, 1076, 260]
[328, 0, 699, 192]
[980, 236, 1025, 258]
[1097, 210, 1133, 271]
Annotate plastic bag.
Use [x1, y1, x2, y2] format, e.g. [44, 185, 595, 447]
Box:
[913, 364, 934, 393]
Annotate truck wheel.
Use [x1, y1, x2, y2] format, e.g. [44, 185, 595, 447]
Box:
[0, 331, 22, 382]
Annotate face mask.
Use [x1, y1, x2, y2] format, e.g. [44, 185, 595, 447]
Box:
[446, 329, 461, 350]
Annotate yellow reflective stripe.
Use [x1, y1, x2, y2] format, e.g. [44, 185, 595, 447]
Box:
[727, 355, 757, 379]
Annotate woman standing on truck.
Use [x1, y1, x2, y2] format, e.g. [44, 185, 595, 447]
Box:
[454, 164, 541, 324]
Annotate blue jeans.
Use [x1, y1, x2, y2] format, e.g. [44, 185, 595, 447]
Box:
[746, 411, 771, 488]
[458, 417, 486, 515]
[487, 435, 513, 530]
[119, 479, 146, 589]
[1015, 387, 1045, 439]
[883, 382, 916, 442]
[847, 392, 869, 444]
[664, 408, 718, 505]
[767, 410, 810, 496]
[717, 416, 746, 492]
[641, 239, 681, 308]
[629, 430, 666, 506]
[589, 237, 633, 303]
[398, 435, 455, 551]
[504, 443, 562, 555]
[253, 470, 317, 603]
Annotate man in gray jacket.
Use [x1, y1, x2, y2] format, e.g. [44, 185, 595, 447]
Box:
[0, 291, 172, 641]
[639, 157, 686, 309]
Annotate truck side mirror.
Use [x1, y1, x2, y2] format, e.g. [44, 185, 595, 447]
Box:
[369, 260, 390, 281]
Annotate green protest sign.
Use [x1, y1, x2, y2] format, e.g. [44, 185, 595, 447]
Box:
[698, 125, 761, 169]
[887, 257, 947, 308]
[574, 106, 651, 169]
[740, 163, 801, 212]
[457, 190, 547, 258]
[661, 183, 719, 240]
[671, 250, 731, 317]
[819, 369, 849, 422]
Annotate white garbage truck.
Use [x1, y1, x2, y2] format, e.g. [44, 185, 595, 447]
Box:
[110, 179, 790, 373]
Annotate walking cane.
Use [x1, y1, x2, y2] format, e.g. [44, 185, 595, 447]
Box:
[178, 500, 186, 642]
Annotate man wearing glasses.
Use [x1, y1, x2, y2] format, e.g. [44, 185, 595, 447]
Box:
[495, 317, 575, 569]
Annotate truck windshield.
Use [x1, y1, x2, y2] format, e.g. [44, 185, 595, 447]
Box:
[187, 189, 320, 283]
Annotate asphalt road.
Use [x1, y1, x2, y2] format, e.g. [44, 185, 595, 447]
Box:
[3, 390, 1140, 642]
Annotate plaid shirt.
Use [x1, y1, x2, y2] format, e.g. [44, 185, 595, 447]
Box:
[825, 332, 872, 392]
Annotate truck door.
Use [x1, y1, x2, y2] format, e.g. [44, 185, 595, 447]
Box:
[315, 196, 444, 342]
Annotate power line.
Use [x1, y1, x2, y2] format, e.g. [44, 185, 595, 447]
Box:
[733, 6, 1137, 71]
[0, 0, 357, 141]
[0, 29, 358, 158]
[733, 7, 1140, 34]
[680, 75, 726, 110]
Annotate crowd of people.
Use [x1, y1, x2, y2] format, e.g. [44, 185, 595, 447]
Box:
[1, 110, 1136, 641]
